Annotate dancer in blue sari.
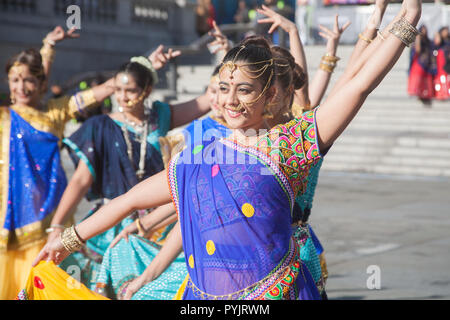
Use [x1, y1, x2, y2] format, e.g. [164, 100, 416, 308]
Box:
[35, 0, 422, 300]
[42, 50, 213, 297]
[95, 66, 231, 299]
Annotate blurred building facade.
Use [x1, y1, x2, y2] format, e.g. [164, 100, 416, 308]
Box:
[0, 0, 198, 94]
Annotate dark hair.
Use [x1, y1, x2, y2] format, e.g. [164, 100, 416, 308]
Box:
[212, 64, 221, 77]
[221, 43, 275, 90]
[116, 61, 154, 89]
[271, 46, 306, 90]
[240, 35, 272, 49]
[5, 48, 45, 83]
[239, 36, 306, 91]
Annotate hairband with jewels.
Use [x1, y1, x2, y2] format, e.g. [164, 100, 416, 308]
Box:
[130, 56, 159, 85]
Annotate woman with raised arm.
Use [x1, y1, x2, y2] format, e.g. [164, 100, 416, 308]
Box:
[33, 0, 421, 300]
[255, 6, 352, 298]
[0, 26, 112, 300]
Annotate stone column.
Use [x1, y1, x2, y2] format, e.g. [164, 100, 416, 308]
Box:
[117, 0, 132, 26]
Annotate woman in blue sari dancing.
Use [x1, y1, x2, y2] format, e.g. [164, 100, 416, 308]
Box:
[34, 0, 422, 300]
[0, 26, 115, 299]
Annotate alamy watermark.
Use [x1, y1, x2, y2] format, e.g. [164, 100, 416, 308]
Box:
[66, 5, 81, 30]
[366, 265, 381, 290]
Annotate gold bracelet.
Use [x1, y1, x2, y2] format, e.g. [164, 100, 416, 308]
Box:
[40, 46, 55, 62]
[389, 17, 419, 47]
[358, 33, 373, 44]
[43, 37, 56, 47]
[319, 63, 336, 73]
[135, 218, 146, 235]
[321, 53, 340, 63]
[60, 225, 85, 253]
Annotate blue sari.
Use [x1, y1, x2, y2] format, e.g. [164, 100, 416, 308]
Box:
[59, 101, 175, 292]
[0, 108, 67, 251]
[169, 110, 324, 300]
[94, 115, 230, 300]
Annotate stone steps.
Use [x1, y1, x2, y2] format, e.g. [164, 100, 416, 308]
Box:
[171, 45, 450, 178]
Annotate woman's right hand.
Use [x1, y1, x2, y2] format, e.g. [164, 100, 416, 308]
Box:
[32, 233, 70, 267]
[109, 221, 138, 248]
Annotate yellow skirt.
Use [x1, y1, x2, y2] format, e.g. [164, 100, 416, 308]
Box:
[16, 260, 109, 300]
[0, 241, 45, 300]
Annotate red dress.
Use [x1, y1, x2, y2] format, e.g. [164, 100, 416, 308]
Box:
[408, 50, 435, 100]
[433, 46, 450, 100]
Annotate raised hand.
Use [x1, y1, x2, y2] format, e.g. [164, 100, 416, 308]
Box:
[207, 20, 231, 54]
[148, 45, 181, 71]
[45, 25, 80, 44]
[318, 15, 351, 56]
[257, 4, 297, 34]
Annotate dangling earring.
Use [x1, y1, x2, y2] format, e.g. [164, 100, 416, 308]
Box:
[118, 106, 124, 113]
[10, 92, 16, 104]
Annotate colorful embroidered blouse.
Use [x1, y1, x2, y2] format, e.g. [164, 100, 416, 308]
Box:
[168, 109, 324, 300]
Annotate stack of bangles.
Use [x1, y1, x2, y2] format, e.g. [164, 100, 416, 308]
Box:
[319, 53, 340, 73]
[40, 37, 55, 62]
[376, 17, 419, 46]
[388, 17, 419, 47]
[60, 225, 85, 253]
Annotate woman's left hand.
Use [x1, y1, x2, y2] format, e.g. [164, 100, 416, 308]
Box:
[148, 45, 181, 71]
[257, 4, 297, 34]
[318, 15, 351, 56]
[45, 25, 80, 44]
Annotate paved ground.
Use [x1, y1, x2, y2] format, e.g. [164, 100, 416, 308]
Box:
[310, 171, 450, 300]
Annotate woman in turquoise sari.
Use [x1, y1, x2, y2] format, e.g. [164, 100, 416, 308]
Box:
[34, 0, 422, 299]
[93, 65, 231, 299]
[41, 48, 213, 296]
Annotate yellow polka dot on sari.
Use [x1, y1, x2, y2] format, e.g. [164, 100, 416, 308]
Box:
[241, 203, 255, 218]
[206, 240, 216, 255]
[188, 255, 195, 268]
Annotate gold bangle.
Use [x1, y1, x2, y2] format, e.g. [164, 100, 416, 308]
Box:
[321, 53, 340, 63]
[388, 17, 419, 47]
[135, 218, 145, 235]
[60, 225, 85, 253]
[40, 46, 55, 62]
[319, 63, 335, 73]
[358, 33, 373, 44]
[43, 37, 56, 47]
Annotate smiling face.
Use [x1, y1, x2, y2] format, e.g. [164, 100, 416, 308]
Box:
[8, 63, 43, 107]
[218, 63, 274, 132]
[114, 72, 150, 112]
